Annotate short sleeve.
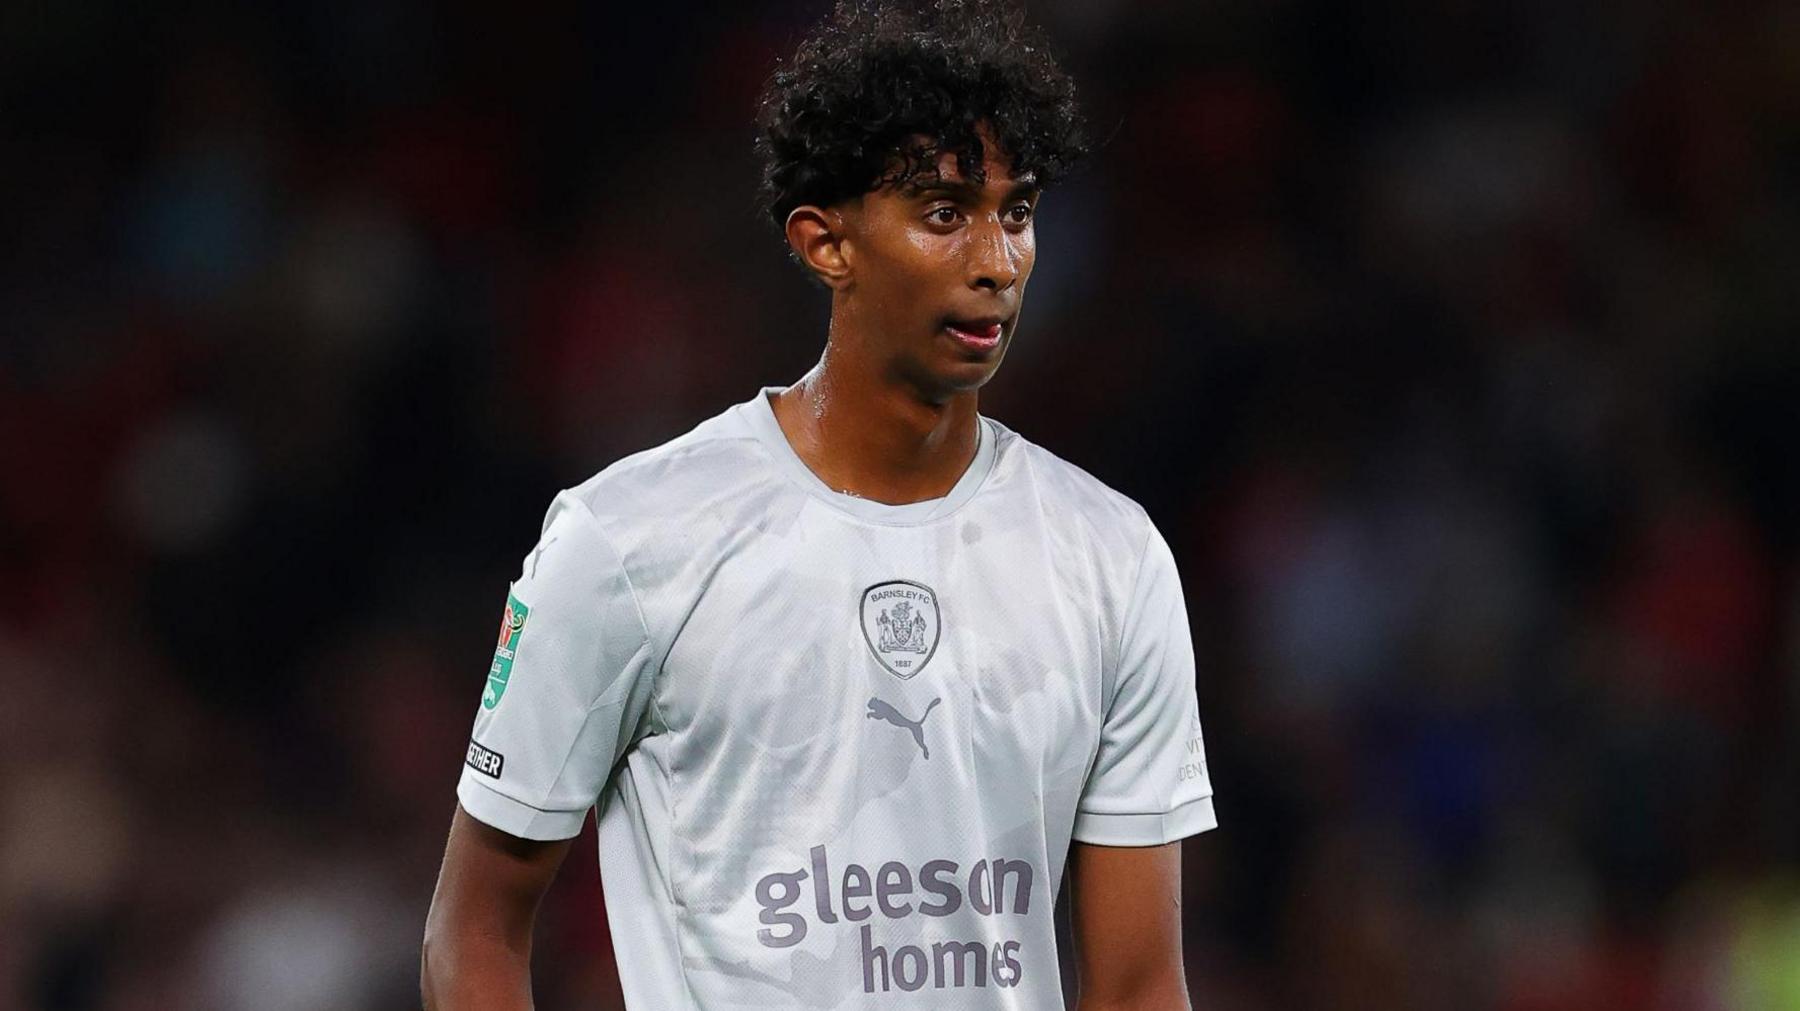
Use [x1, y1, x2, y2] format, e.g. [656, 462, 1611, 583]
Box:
[456, 492, 658, 841]
[1072, 522, 1217, 846]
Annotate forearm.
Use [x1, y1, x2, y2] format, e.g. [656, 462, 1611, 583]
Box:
[420, 917, 535, 1011]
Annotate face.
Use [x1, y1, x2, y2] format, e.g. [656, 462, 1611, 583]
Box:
[836, 138, 1040, 397]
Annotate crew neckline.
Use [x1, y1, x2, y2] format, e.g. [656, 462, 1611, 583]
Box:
[740, 386, 997, 526]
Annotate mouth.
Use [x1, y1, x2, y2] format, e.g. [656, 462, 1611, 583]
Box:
[942, 316, 1007, 353]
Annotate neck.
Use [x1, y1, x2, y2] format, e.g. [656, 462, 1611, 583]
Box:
[771, 321, 982, 506]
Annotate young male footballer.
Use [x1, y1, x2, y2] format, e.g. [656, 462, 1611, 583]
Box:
[422, 2, 1216, 1007]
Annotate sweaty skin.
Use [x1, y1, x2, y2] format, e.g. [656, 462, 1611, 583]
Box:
[421, 133, 1194, 1010]
[1069, 841, 1192, 1010]
[423, 807, 572, 1010]
[782, 134, 1193, 1009]
[772, 128, 1036, 506]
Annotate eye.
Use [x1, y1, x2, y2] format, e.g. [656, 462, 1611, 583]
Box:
[1005, 202, 1034, 225]
[926, 205, 962, 227]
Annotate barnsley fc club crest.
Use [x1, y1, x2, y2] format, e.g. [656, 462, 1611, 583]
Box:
[860, 580, 941, 679]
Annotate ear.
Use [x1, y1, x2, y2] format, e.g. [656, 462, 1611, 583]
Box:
[785, 204, 853, 290]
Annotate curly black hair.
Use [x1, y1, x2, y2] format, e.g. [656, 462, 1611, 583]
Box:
[754, 0, 1089, 230]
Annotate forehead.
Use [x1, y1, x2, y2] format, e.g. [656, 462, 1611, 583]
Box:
[886, 141, 1033, 198]
[928, 142, 1016, 183]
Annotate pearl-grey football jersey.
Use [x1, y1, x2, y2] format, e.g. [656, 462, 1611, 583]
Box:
[457, 388, 1216, 1008]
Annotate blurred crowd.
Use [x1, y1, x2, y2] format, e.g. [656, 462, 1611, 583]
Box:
[5, 0, 1800, 1008]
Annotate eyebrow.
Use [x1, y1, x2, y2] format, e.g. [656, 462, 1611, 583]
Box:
[909, 175, 1041, 202]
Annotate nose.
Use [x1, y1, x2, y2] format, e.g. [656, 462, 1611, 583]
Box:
[966, 218, 1019, 292]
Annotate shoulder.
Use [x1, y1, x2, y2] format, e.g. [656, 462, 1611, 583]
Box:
[987, 418, 1156, 565]
[984, 421, 1170, 689]
[561, 399, 782, 531]
[547, 399, 798, 629]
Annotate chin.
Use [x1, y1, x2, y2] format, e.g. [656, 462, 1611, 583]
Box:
[892, 352, 1005, 403]
[936, 351, 1008, 394]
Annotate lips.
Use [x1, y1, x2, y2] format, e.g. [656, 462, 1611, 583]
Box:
[944, 317, 1006, 351]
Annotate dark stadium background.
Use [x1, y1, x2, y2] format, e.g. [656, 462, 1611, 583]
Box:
[7, 0, 1800, 1007]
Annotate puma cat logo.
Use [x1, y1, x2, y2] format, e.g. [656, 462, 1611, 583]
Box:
[866, 697, 942, 759]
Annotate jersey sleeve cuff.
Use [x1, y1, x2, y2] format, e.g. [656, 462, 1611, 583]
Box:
[457, 775, 590, 841]
[1070, 795, 1217, 847]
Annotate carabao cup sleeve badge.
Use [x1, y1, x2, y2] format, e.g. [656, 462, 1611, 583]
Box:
[485, 589, 529, 710]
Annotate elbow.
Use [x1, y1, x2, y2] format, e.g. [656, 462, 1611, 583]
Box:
[1077, 967, 1191, 1011]
[420, 905, 450, 1009]
[419, 935, 437, 1009]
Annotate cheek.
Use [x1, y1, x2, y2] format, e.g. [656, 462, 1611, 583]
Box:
[886, 232, 959, 294]
[852, 232, 930, 304]
[907, 233, 965, 290]
[901, 224, 940, 261]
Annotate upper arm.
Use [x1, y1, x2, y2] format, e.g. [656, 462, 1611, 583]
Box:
[457, 490, 659, 840]
[1068, 840, 1188, 1010]
[1073, 521, 1215, 846]
[1067, 520, 1209, 1008]
[427, 804, 576, 945]
[424, 491, 657, 1005]
[421, 804, 576, 1009]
